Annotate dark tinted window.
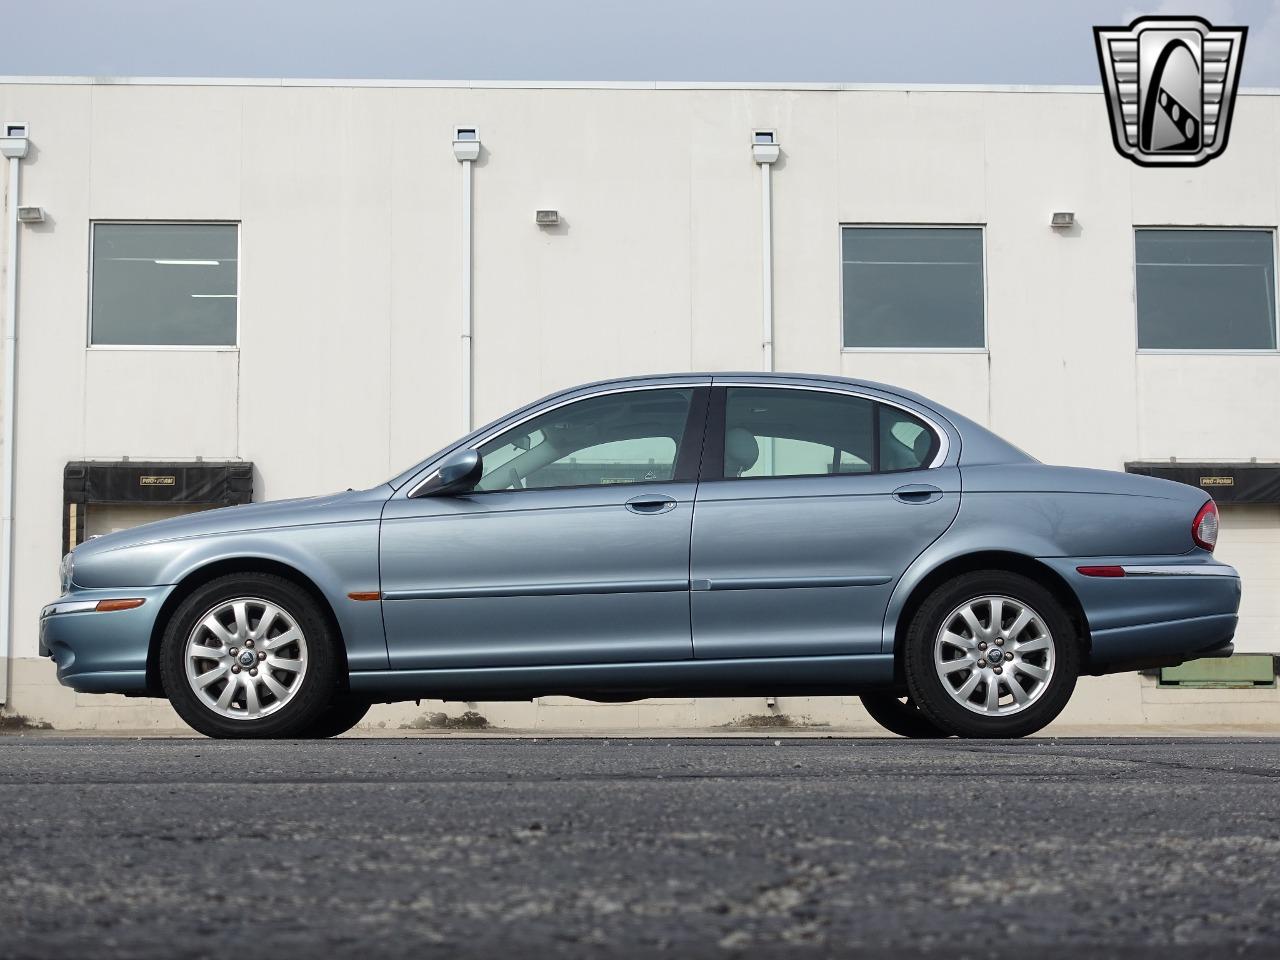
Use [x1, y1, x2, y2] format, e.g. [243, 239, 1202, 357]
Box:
[91, 223, 238, 346]
[1136, 229, 1277, 350]
[842, 227, 984, 349]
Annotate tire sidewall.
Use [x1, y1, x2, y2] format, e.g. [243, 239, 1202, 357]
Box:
[904, 571, 1079, 739]
[299, 696, 373, 739]
[859, 693, 951, 739]
[160, 574, 339, 739]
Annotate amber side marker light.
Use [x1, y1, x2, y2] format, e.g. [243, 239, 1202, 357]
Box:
[347, 591, 381, 602]
[95, 598, 146, 612]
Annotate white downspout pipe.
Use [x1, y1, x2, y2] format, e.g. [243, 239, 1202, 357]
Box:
[751, 131, 780, 372]
[760, 163, 773, 372]
[750, 132, 781, 709]
[452, 128, 481, 434]
[460, 157, 473, 433]
[0, 122, 31, 705]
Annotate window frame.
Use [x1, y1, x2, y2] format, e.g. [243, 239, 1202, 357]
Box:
[87, 219, 242, 351]
[410, 385, 710, 498]
[700, 383, 949, 482]
[838, 222, 989, 355]
[1133, 225, 1280, 356]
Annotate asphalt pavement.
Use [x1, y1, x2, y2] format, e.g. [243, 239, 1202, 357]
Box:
[1, 736, 1277, 958]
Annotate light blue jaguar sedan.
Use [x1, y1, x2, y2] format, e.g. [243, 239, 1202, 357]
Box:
[41, 373, 1240, 739]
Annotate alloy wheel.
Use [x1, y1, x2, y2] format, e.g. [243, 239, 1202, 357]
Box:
[932, 595, 1055, 717]
[184, 597, 309, 720]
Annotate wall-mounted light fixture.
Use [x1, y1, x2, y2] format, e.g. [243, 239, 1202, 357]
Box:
[751, 129, 780, 165]
[16, 206, 44, 224]
[1050, 211, 1076, 229]
[452, 127, 481, 162]
[0, 122, 29, 160]
[535, 210, 560, 227]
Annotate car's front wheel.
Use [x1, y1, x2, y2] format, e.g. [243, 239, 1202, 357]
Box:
[159, 574, 340, 739]
[904, 571, 1080, 739]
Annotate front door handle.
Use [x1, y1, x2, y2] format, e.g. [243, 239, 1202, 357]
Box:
[892, 483, 943, 504]
[625, 494, 677, 515]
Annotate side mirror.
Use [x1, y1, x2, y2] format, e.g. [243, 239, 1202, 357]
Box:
[414, 448, 483, 497]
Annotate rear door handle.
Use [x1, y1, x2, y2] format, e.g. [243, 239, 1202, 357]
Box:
[625, 494, 677, 515]
[892, 483, 943, 504]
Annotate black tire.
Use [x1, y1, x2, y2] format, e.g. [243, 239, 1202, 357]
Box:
[859, 693, 951, 738]
[904, 571, 1080, 739]
[159, 573, 341, 739]
[298, 696, 373, 739]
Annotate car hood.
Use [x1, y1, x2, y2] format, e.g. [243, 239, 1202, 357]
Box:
[74, 486, 392, 558]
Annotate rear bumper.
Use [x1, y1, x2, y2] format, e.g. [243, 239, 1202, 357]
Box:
[1087, 613, 1238, 673]
[1039, 556, 1241, 674]
[40, 585, 173, 694]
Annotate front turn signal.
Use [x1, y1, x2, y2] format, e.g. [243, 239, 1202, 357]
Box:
[95, 598, 146, 612]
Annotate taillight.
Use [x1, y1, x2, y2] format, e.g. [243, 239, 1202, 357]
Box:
[1192, 500, 1219, 552]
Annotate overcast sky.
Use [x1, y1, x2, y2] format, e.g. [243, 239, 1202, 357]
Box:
[3, 0, 1278, 86]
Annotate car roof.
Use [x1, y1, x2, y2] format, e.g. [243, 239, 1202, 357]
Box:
[563, 371, 937, 406]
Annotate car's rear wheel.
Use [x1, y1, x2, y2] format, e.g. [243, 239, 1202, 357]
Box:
[298, 696, 373, 739]
[904, 571, 1079, 739]
[159, 574, 340, 739]
[859, 693, 950, 738]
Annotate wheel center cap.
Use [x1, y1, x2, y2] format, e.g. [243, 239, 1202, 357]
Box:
[987, 648, 1004, 665]
[238, 650, 256, 667]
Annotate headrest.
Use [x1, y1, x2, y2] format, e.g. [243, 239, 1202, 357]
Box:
[725, 427, 760, 476]
[912, 428, 933, 464]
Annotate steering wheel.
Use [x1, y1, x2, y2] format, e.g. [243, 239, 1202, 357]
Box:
[505, 466, 525, 491]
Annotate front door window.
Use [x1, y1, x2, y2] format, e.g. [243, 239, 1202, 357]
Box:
[475, 389, 694, 491]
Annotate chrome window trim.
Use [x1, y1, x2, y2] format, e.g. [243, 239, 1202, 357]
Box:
[1120, 564, 1240, 578]
[712, 380, 952, 469]
[405, 381, 710, 498]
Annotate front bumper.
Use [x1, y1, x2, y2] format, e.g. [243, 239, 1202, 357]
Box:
[40, 584, 174, 693]
[1040, 556, 1241, 674]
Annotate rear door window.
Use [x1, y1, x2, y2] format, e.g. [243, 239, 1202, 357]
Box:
[721, 387, 938, 478]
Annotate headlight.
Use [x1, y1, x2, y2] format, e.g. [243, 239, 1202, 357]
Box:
[59, 551, 74, 594]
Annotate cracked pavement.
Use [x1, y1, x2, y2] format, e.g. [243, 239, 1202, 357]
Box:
[1, 737, 1277, 957]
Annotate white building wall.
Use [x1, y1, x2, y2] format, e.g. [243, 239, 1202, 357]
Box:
[0, 78, 1276, 729]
